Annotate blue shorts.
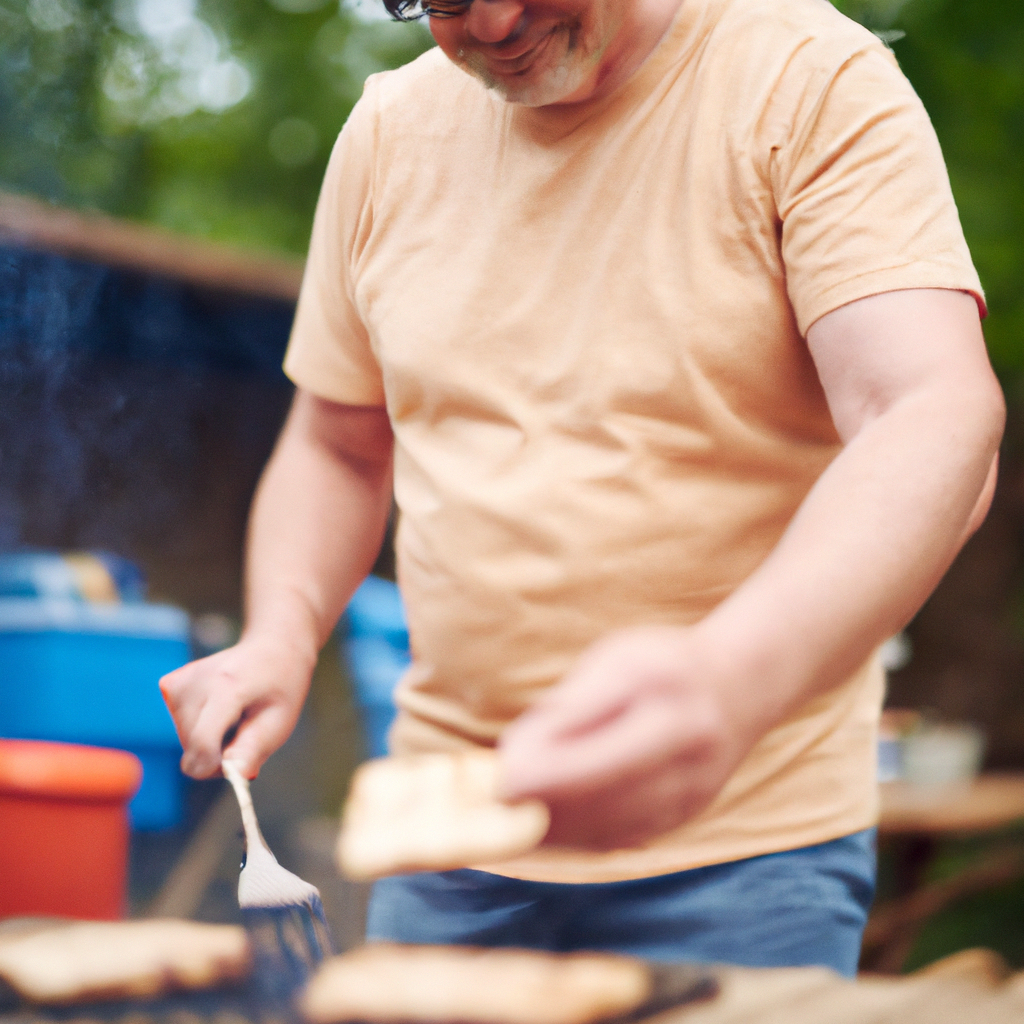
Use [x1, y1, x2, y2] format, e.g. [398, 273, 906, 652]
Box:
[366, 828, 876, 977]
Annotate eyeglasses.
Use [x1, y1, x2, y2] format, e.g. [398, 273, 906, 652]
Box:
[420, 0, 473, 17]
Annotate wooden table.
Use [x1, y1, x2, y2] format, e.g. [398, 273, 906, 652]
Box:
[864, 773, 1024, 972]
[662, 954, 1024, 1024]
[879, 773, 1024, 835]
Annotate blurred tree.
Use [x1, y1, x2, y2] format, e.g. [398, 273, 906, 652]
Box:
[833, 0, 1024, 385]
[896, 0, 1024, 387]
[1, 0, 1021, 366]
[0, 0, 432, 253]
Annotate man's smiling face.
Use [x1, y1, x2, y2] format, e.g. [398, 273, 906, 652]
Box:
[427, 0, 634, 107]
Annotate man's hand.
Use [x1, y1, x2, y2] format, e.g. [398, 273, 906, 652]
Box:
[160, 390, 394, 781]
[159, 634, 316, 779]
[499, 625, 747, 849]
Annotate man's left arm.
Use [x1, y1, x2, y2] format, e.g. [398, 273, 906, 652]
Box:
[500, 288, 1004, 848]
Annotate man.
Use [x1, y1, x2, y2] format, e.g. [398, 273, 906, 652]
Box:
[161, 0, 1004, 976]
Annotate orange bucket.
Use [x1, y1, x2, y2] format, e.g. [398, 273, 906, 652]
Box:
[0, 739, 142, 920]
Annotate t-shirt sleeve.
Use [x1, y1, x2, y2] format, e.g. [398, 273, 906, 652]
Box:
[283, 80, 385, 406]
[770, 42, 985, 336]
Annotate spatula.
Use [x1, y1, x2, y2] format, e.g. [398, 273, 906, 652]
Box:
[222, 759, 334, 1000]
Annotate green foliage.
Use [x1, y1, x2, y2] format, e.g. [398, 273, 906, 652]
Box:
[0, 0, 433, 252]
[842, 0, 1024, 974]
[3, 0, 1021, 380]
[835, 0, 1024, 383]
[893, 831, 1024, 971]
[904, 874, 1024, 970]
[0, 0, 140, 214]
[895, 0, 1024, 384]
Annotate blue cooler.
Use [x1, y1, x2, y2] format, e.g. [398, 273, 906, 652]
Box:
[0, 596, 191, 830]
[341, 576, 410, 759]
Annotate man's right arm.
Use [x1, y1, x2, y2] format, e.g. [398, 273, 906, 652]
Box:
[160, 388, 394, 780]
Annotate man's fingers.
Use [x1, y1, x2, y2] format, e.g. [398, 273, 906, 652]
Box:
[499, 659, 639, 756]
[498, 626, 735, 850]
[515, 688, 631, 744]
[159, 664, 194, 723]
[159, 664, 210, 752]
[222, 704, 299, 780]
[502, 690, 717, 801]
[181, 688, 247, 779]
[159, 640, 314, 781]
[542, 751, 718, 848]
[509, 626, 696, 743]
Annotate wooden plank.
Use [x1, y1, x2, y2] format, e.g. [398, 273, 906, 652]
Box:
[879, 773, 1024, 835]
[0, 191, 304, 300]
[663, 966, 1024, 1024]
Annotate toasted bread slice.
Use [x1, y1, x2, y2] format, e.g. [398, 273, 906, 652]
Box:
[301, 944, 652, 1024]
[336, 751, 550, 881]
[0, 919, 250, 1005]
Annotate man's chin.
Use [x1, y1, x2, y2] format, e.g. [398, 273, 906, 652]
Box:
[458, 37, 592, 108]
[475, 62, 591, 107]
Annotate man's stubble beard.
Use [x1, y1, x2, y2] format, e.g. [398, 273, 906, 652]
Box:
[460, 21, 603, 107]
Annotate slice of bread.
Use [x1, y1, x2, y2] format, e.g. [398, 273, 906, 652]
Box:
[336, 751, 550, 881]
[0, 919, 250, 1005]
[301, 944, 652, 1024]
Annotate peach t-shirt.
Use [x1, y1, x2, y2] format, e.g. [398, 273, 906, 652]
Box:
[284, 0, 983, 882]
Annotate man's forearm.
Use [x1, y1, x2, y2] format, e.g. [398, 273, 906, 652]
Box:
[695, 294, 1005, 744]
[498, 292, 1003, 849]
[243, 391, 394, 668]
[160, 391, 394, 778]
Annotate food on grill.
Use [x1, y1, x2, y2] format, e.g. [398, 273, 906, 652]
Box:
[0, 920, 251, 1005]
[300, 944, 653, 1024]
[336, 751, 550, 880]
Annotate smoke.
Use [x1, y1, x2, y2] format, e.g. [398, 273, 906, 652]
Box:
[0, 241, 295, 604]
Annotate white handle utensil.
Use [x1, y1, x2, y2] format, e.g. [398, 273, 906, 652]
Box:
[222, 758, 334, 999]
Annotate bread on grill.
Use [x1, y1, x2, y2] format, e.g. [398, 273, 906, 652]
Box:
[301, 944, 652, 1024]
[0, 919, 251, 1005]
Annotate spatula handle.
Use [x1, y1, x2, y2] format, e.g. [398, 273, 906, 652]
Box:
[222, 758, 269, 855]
